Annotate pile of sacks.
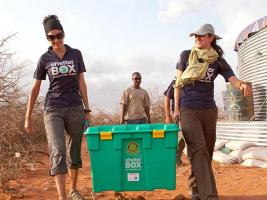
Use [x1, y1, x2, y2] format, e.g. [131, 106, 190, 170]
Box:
[213, 139, 267, 168]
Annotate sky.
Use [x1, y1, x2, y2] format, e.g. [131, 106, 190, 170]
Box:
[1, 0, 267, 112]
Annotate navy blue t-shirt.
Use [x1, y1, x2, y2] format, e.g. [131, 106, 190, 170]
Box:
[176, 50, 235, 109]
[34, 45, 86, 108]
[164, 80, 175, 112]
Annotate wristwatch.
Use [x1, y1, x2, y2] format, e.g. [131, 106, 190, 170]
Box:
[84, 108, 91, 113]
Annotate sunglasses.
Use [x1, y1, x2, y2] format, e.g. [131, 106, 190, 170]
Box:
[133, 78, 141, 80]
[46, 32, 65, 41]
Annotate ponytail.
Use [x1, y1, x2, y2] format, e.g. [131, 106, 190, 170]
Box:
[211, 39, 224, 58]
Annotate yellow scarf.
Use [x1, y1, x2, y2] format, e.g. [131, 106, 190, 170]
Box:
[175, 46, 219, 88]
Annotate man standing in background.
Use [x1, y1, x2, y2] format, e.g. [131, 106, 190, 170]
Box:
[164, 77, 186, 166]
[120, 72, 151, 124]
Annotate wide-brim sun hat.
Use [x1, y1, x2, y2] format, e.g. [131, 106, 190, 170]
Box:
[189, 24, 222, 39]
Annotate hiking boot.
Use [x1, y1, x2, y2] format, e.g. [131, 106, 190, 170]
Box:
[69, 189, 85, 200]
[188, 176, 200, 200]
[189, 186, 200, 200]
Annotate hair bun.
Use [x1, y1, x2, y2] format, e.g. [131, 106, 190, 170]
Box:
[43, 15, 59, 25]
[43, 15, 64, 35]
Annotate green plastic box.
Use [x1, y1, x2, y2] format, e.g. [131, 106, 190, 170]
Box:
[84, 123, 179, 192]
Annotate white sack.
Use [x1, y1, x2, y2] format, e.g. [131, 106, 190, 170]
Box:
[225, 140, 254, 151]
[242, 147, 267, 162]
[230, 146, 259, 163]
[214, 139, 229, 151]
[241, 158, 267, 168]
[213, 151, 237, 164]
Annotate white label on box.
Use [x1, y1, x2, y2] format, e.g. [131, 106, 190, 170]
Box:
[127, 173, 139, 182]
[125, 158, 142, 170]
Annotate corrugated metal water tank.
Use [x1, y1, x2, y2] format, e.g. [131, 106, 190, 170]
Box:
[237, 27, 267, 121]
[217, 121, 267, 146]
[217, 17, 267, 146]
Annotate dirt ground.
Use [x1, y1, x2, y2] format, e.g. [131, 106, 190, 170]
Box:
[1, 137, 267, 200]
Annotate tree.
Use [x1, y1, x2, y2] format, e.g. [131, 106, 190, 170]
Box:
[0, 35, 46, 189]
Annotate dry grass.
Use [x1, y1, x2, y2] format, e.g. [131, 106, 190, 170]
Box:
[0, 35, 46, 190]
